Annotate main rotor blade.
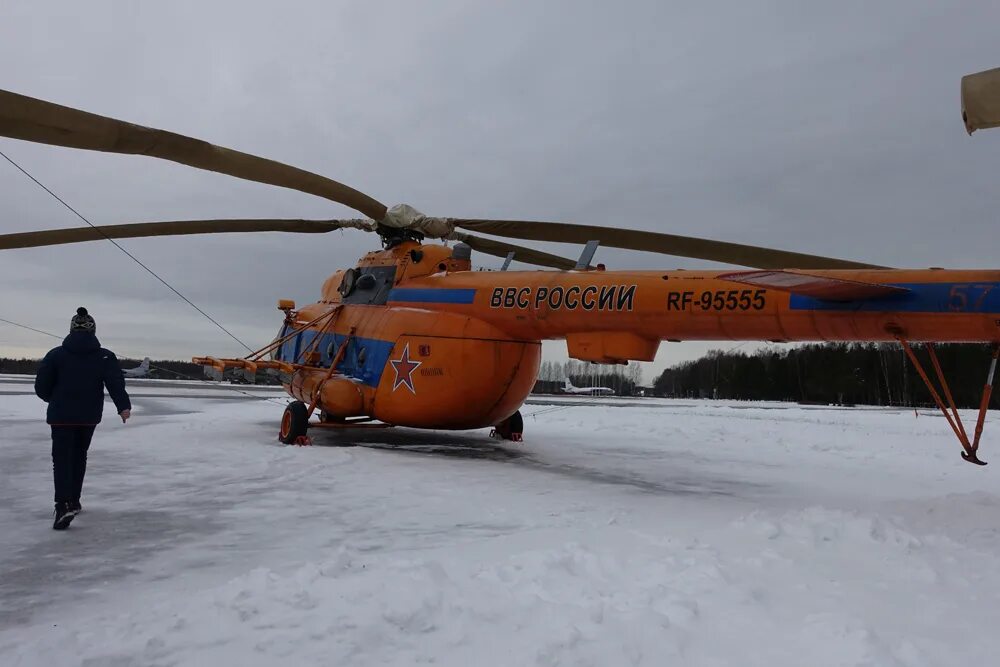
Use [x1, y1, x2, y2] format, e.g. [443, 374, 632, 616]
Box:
[451, 219, 884, 269]
[962, 67, 1000, 134]
[0, 219, 372, 250]
[449, 231, 578, 270]
[0, 89, 388, 220]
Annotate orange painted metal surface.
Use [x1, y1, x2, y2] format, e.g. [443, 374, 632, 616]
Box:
[396, 266, 1000, 347]
[199, 241, 1000, 431]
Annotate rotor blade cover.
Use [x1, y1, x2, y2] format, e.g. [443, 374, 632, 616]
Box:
[0, 89, 388, 219]
[0, 219, 372, 250]
[962, 67, 1000, 134]
[452, 219, 883, 270]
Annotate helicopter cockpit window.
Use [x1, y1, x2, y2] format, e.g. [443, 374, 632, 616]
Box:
[338, 268, 358, 297]
[341, 265, 397, 306]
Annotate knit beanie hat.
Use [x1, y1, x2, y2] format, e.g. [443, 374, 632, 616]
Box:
[70, 307, 96, 333]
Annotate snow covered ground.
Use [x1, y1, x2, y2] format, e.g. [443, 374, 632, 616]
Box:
[2, 377, 1000, 666]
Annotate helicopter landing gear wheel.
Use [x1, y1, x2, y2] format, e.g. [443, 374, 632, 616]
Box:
[490, 410, 524, 442]
[279, 401, 311, 445]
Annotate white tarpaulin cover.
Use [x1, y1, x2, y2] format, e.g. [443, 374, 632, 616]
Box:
[380, 203, 455, 238]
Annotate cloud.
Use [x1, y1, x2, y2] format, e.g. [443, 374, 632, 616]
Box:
[2, 0, 999, 379]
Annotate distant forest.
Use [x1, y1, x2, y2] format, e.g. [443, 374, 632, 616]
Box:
[0, 357, 282, 385]
[6, 342, 998, 407]
[653, 342, 999, 409]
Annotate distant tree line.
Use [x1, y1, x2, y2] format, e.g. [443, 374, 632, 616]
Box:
[0, 357, 282, 385]
[653, 342, 999, 408]
[534, 360, 644, 395]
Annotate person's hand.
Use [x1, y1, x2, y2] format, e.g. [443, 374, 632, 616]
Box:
[120, 409, 131, 423]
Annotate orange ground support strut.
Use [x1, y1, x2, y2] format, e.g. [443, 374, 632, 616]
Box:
[898, 339, 1000, 466]
[305, 327, 355, 421]
[245, 307, 340, 362]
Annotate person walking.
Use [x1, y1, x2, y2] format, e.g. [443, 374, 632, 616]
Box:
[34, 308, 132, 529]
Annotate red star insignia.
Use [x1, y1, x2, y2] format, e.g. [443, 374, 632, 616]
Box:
[390, 343, 422, 393]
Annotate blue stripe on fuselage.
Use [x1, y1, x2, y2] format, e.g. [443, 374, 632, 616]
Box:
[388, 288, 476, 304]
[275, 331, 395, 388]
[789, 282, 1000, 313]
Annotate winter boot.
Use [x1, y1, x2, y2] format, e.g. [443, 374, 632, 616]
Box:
[53, 502, 75, 530]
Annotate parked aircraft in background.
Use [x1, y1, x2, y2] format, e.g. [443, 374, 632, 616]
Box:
[563, 378, 614, 396]
[123, 357, 151, 378]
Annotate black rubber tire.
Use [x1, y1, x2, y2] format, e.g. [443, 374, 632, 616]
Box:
[279, 401, 309, 444]
[508, 409, 523, 436]
[495, 409, 524, 440]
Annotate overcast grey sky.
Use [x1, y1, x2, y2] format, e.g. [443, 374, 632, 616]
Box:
[2, 0, 999, 379]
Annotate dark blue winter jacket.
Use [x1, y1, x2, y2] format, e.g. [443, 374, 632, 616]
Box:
[34, 332, 132, 425]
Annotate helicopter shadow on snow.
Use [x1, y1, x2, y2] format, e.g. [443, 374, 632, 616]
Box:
[303, 426, 526, 462]
[255, 422, 769, 500]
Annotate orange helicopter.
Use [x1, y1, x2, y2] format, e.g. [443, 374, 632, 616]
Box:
[2, 74, 1000, 463]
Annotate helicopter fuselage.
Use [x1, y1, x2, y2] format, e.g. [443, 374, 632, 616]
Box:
[262, 241, 1000, 430]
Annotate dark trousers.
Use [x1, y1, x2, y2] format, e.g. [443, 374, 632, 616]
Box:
[51, 426, 96, 504]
